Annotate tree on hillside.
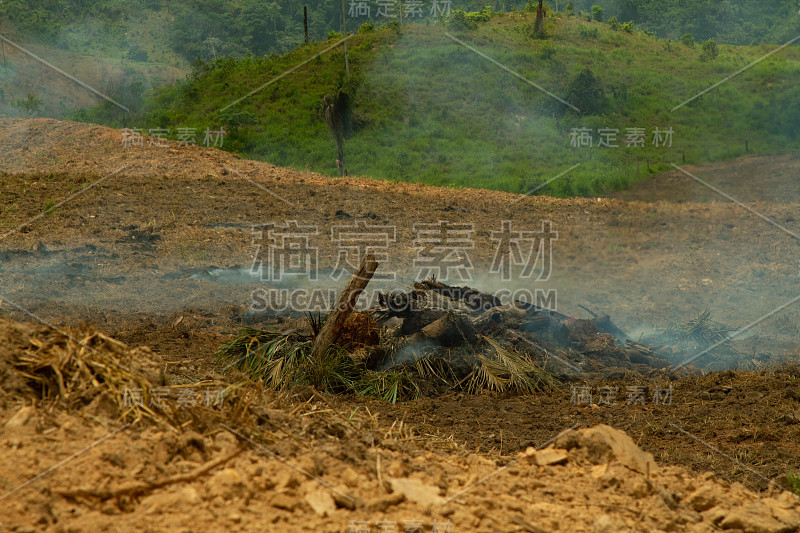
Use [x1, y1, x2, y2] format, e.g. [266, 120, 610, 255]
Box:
[565, 68, 605, 115]
[320, 84, 352, 177]
[237, 0, 282, 54]
[534, 0, 545, 35]
[525, 0, 547, 38]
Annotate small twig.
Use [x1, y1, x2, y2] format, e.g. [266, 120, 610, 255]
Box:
[376, 453, 383, 492]
[511, 516, 549, 533]
[454, 370, 474, 390]
[58, 446, 244, 500]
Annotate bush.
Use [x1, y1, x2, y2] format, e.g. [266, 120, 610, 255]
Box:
[217, 107, 258, 136]
[126, 43, 149, 62]
[680, 33, 695, 47]
[787, 472, 800, 497]
[12, 93, 43, 117]
[565, 1, 575, 15]
[525, 1, 550, 13]
[700, 38, 718, 61]
[357, 22, 375, 34]
[467, 6, 494, 25]
[447, 10, 472, 30]
[578, 25, 599, 39]
[538, 42, 556, 60]
[608, 16, 634, 33]
[446, 6, 493, 31]
[591, 5, 604, 22]
[565, 68, 605, 115]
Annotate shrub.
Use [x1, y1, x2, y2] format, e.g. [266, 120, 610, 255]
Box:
[787, 472, 800, 497]
[565, 68, 605, 115]
[591, 5, 604, 22]
[446, 6, 493, 31]
[126, 43, 149, 62]
[467, 6, 494, 25]
[565, 1, 575, 15]
[680, 33, 695, 47]
[700, 38, 718, 61]
[578, 25, 599, 39]
[447, 10, 472, 30]
[538, 41, 556, 60]
[217, 107, 258, 135]
[358, 22, 375, 34]
[608, 16, 634, 33]
[524, 0, 550, 13]
[12, 93, 43, 117]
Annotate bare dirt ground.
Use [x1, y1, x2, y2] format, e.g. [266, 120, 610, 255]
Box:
[1, 118, 800, 532]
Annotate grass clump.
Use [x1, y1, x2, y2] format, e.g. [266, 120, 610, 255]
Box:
[786, 471, 800, 497]
[214, 327, 415, 403]
[215, 326, 556, 402]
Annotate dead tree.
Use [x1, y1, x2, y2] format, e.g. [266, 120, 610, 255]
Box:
[534, 0, 545, 36]
[320, 89, 350, 177]
[311, 253, 379, 358]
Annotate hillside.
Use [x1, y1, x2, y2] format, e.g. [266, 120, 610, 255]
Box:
[71, 10, 800, 195]
[3, 3, 798, 196]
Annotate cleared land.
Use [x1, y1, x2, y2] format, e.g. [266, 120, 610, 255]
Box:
[0, 118, 799, 532]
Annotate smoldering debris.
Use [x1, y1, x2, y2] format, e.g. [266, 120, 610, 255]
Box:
[218, 278, 748, 402]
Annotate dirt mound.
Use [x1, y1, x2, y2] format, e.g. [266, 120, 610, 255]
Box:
[0, 316, 166, 417]
[3, 398, 798, 531]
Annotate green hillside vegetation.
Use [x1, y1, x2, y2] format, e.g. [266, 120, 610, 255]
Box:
[570, 0, 797, 45]
[47, 8, 800, 195]
[2, 1, 796, 123]
[2, 0, 796, 61]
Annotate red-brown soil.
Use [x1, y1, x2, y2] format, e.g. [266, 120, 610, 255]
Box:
[1, 118, 799, 532]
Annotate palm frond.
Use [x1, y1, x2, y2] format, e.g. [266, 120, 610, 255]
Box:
[357, 369, 420, 404]
[305, 311, 324, 337]
[214, 328, 311, 388]
[468, 335, 555, 394]
[413, 355, 453, 385]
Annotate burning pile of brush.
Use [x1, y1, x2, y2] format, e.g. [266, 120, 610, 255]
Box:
[216, 278, 701, 403]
